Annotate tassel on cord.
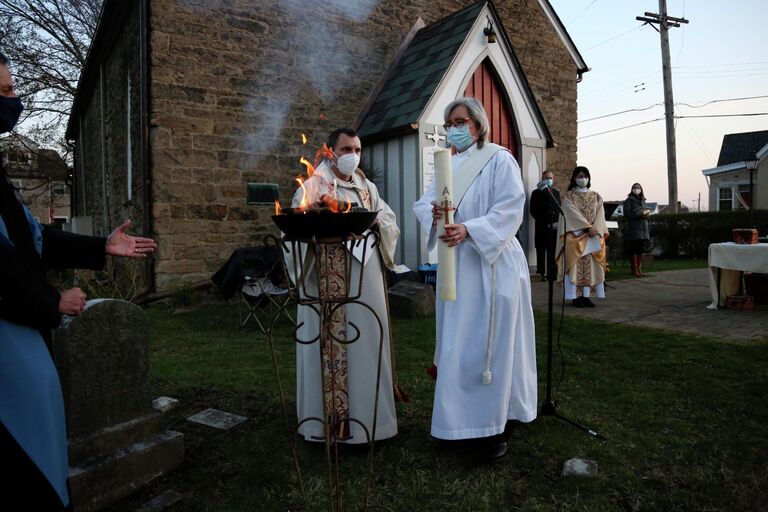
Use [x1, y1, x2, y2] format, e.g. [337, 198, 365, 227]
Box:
[483, 263, 497, 385]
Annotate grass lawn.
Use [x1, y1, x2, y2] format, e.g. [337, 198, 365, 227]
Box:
[105, 282, 767, 512]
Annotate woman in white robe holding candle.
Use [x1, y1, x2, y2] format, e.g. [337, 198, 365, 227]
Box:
[413, 98, 537, 462]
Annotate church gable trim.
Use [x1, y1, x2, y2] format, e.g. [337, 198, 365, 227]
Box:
[536, 0, 590, 77]
[418, 2, 553, 148]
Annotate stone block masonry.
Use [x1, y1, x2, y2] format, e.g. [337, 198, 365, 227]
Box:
[148, 0, 579, 288]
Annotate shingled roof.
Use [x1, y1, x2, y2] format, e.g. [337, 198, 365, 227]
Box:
[717, 130, 768, 166]
[356, 2, 484, 138]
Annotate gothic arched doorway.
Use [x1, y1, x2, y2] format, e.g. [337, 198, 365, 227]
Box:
[463, 58, 519, 158]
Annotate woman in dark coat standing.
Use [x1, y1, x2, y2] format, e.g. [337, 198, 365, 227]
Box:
[0, 51, 157, 510]
[622, 183, 650, 277]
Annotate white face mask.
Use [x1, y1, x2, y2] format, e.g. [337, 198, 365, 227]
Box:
[576, 177, 589, 188]
[336, 153, 360, 176]
[632, 188, 641, 195]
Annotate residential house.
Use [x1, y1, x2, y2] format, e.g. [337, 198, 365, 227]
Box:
[0, 133, 71, 226]
[702, 130, 767, 212]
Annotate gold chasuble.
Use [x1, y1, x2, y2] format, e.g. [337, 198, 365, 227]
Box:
[556, 189, 608, 292]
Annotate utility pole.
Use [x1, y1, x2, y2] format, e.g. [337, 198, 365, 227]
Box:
[637, 1, 688, 213]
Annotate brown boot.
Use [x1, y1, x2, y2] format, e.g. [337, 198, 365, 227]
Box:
[631, 255, 642, 277]
[638, 256, 647, 276]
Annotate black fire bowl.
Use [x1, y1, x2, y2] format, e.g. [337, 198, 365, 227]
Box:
[272, 209, 378, 239]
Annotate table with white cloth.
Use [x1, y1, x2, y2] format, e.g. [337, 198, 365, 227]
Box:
[707, 242, 768, 309]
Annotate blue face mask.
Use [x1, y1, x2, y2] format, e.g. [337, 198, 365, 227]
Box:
[446, 125, 475, 152]
[0, 96, 23, 133]
[546, 178, 553, 188]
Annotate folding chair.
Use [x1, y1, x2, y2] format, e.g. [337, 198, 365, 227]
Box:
[211, 245, 294, 333]
[239, 271, 294, 332]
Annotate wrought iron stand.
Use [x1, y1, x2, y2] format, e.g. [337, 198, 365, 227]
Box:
[263, 232, 392, 512]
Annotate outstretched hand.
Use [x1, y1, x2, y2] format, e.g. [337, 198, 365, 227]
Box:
[105, 219, 157, 258]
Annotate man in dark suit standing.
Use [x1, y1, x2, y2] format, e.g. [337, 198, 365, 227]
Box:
[529, 170, 561, 281]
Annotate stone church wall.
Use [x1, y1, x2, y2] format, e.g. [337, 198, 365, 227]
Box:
[148, 0, 579, 288]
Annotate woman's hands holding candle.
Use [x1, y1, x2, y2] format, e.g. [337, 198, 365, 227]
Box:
[439, 223, 468, 247]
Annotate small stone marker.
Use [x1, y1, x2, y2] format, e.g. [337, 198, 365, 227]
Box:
[187, 408, 247, 430]
[561, 457, 599, 477]
[152, 396, 180, 413]
[135, 490, 184, 512]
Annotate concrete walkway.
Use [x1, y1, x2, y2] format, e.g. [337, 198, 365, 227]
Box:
[529, 268, 767, 342]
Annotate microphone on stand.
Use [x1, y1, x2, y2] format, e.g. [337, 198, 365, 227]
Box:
[536, 180, 564, 216]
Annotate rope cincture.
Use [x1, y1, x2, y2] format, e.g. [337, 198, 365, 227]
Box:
[483, 262, 497, 385]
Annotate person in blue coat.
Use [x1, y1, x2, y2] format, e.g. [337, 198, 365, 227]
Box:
[0, 51, 157, 510]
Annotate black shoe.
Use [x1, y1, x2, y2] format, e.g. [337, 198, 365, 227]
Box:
[484, 441, 508, 463]
[583, 298, 595, 307]
[572, 297, 584, 308]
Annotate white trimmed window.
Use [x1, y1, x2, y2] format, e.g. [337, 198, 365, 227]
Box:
[718, 187, 733, 211]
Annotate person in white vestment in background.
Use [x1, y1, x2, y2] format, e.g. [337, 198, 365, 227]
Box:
[292, 128, 400, 444]
[413, 98, 537, 462]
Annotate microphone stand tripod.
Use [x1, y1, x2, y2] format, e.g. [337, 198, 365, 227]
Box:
[538, 189, 606, 440]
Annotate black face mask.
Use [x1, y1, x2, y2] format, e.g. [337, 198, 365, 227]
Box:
[0, 96, 24, 133]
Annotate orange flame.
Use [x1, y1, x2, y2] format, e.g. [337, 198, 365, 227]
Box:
[299, 156, 315, 178]
[314, 143, 335, 167]
[322, 194, 352, 214]
[274, 199, 282, 215]
[295, 177, 310, 210]
[301, 133, 307, 145]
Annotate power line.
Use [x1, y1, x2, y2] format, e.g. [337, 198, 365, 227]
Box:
[678, 118, 715, 162]
[579, 95, 768, 123]
[579, 103, 663, 123]
[566, 0, 599, 27]
[582, 24, 644, 53]
[579, 111, 768, 140]
[676, 95, 768, 108]
[675, 71, 768, 80]
[678, 113, 768, 119]
[579, 117, 665, 139]
[673, 61, 768, 69]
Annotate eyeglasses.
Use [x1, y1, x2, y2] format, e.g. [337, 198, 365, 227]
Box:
[443, 117, 473, 130]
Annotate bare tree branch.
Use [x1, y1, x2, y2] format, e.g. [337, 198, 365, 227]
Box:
[0, 0, 101, 150]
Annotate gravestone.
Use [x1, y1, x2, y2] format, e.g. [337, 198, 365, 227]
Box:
[54, 299, 184, 511]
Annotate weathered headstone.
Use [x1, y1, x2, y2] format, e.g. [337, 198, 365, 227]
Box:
[387, 280, 435, 318]
[53, 299, 184, 512]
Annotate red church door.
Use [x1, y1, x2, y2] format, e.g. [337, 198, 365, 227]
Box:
[463, 58, 518, 158]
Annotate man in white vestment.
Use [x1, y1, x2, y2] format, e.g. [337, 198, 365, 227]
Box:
[413, 98, 537, 462]
[292, 128, 400, 444]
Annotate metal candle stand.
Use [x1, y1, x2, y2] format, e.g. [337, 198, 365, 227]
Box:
[263, 231, 393, 512]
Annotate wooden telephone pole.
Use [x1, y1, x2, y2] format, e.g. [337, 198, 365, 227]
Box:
[637, 1, 688, 213]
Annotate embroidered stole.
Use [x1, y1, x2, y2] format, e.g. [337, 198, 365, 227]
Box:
[319, 173, 372, 439]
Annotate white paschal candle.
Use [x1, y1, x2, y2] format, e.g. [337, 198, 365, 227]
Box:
[434, 148, 456, 301]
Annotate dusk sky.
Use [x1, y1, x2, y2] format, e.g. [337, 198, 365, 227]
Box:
[548, 0, 768, 210]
